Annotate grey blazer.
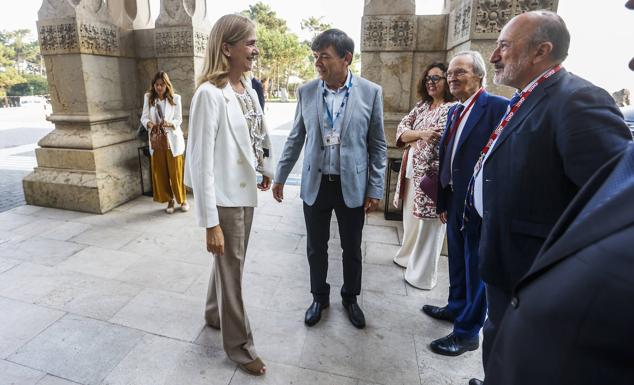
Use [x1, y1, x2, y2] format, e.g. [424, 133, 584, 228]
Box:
[275, 76, 387, 208]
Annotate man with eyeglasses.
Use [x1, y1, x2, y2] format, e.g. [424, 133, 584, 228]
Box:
[422, 51, 508, 360]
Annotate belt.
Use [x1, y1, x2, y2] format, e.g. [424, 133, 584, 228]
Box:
[322, 174, 340, 182]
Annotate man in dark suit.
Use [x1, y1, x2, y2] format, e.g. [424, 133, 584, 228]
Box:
[469, 10, 631, 385]
[251, 77, 265, 110]
[485, 143, 634, 385]
[422, 51, 508, 357]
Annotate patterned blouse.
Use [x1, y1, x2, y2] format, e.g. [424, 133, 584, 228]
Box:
[234, 88, 265, 173]
[393, 100, 455, 219]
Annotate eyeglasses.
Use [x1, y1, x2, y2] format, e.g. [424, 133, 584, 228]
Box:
[446, 69, 469, 79]
[425, 75, 446, 84]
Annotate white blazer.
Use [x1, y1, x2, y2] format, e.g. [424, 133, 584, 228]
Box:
[141, 93, 185, 156]
[185, 79, 274, 228]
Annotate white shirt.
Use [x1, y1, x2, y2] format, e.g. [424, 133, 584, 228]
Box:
[449, 89, 480, 184]
[474, 70, 551, 216]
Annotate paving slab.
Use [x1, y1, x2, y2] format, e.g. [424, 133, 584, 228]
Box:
[8, 314, 144, 385]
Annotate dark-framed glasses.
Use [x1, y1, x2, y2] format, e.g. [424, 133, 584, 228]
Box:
[425, 75, 446, 84]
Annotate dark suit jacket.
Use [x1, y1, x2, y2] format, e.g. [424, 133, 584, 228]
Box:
[251, 78, 265, 110]
[479, 68, 631, 291]
[485, 144, 634, 385]
[437, 90, 508, 214]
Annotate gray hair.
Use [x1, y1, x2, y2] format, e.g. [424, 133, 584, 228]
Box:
[527, 10, 570, 63]
[453, 50, 487, 87]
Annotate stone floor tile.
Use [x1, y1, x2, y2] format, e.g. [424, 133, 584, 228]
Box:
[7, 205, 44, 216]
[243, 271, 281, 311]
[0, 359, 45, 385]
[244, 249, 308, 280]
[299, 323, 420, 385]
[0, 297, 65, 359]
[183, 268, 212, 298]
[102, 334, 235, 385]
[57, 246, 143, 279]
[362, 263, 406, 296]
[36, 375, 82, 385]
[248, 229, 303, 255]
[249, 309, 307, 366]
[362, 290, 452, 337]
[11, 218, 68, 238]
[229, 361, 358, 385]
[0, 256, 20, 273]
[36, 274, 143, 321]
[361, 224, 400, 245]
[39, 222, 91, 242]
[110, 288, 205, 342]
[364, 241, 401, 265]
[0, 263, 73, 303]
[8, 314, 144, 385]
[115, 256, 203, 293]
[120, 232, 210, 266]
[0, 237, 85, 266]
[34, 207, 91, 222]
[415, 333, 484, 385]
[69, 226, 140, 250]
[0, 212, 38, 231]
[73, 210, 138, 229]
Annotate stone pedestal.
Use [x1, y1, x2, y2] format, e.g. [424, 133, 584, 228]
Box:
[25, 0, 210, 213]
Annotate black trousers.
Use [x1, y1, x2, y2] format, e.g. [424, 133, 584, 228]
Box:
[303, 176, 365, 304]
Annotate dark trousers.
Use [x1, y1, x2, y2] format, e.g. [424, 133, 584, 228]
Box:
[453, 207, 487, 338]
[482, 283, 512, 371]
[445, 191, 487, 338]
[303, 176, 365, 304]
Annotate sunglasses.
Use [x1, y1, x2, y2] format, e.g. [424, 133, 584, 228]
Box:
[425, 75, 446, 84]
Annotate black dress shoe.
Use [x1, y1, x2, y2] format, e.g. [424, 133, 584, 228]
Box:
[429, 332, 479, 356]
[342, 302, 366, 329]
[304, 301, 329, 326]
[421, 304, 455, 323]
[469, 379, 484, 385]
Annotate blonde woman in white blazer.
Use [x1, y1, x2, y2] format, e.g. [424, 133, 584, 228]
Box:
[184, 14, 273, 376]
[141, 71, 188, 213]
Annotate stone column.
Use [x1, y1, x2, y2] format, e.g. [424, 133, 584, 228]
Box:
[24, 0, 140, 213]
[152, 0, 210, 137]
[445, 0, 559, 97]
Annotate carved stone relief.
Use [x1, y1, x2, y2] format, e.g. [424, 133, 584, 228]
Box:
[475, 0, 512, 35]
[362, 16, 415, 51]
[447, 0, 472, 47]
[516, 0, 555, 14]
[38, 21, 119, 56]
[155, 28, 208, 57]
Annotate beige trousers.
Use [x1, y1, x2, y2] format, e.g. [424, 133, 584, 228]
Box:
[205, 206, 258, 364]
[151, 147, 186, 204]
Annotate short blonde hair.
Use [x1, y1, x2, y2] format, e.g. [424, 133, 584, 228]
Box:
[197, 14, 256, 89]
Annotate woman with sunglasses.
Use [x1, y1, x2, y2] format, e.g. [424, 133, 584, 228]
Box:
[392, 62, 455, 290]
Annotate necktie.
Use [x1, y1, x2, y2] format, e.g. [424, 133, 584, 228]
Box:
[440, 104, 465, 188]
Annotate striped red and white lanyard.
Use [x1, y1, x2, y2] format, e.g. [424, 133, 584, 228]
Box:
[444, 87, 484, 147]
[473, 65, 562, 175]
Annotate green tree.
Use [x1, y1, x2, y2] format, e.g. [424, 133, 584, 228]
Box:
[300, 16, 332, 43]
[242, 2, 310, 97]
[8, 74, 48, 96]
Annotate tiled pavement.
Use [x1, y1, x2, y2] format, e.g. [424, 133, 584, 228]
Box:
[0, 186, 483, 385]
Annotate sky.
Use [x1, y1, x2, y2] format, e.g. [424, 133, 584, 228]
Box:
[2, 0, 633, 94]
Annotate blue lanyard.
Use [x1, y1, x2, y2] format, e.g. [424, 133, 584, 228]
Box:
[322, 75, 353, 128]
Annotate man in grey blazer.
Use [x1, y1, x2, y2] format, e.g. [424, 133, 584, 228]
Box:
[273, 29, 387, 329]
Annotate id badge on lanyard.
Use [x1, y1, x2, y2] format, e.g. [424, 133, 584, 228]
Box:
[324, 133, 340, 146]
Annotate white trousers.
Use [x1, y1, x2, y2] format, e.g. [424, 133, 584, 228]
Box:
[393, 177, 447, 289]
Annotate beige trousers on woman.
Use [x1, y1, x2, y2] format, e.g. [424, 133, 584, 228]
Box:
[205, 206, 258, 364]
